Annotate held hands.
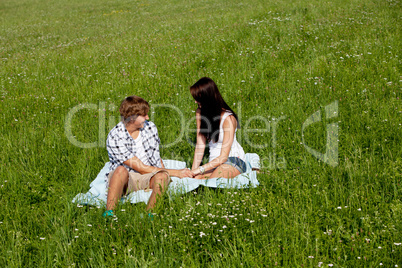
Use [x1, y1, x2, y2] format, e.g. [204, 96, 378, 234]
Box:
[191, 167, 202, 176]
[172, 168, 206, 179]
[177, 168, 195, 178]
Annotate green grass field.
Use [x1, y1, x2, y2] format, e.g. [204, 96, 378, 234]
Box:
[0, 0, 401, 266]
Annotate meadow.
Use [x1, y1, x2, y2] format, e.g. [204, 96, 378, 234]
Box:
[0, 0, 401, 266]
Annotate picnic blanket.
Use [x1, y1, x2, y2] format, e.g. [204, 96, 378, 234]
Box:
[72, 153, 260, 207]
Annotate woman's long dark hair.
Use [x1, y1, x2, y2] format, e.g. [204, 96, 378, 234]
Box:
[190, 77, 239, 143]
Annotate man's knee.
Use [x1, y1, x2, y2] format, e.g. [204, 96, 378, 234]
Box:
[152, 171, 170, 188]
[111, 166, 129, 182]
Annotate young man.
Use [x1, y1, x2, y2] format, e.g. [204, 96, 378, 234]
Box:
[103, 95, 193, 217]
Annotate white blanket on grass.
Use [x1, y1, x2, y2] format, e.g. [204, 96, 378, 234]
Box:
[72, 153, 260, 207]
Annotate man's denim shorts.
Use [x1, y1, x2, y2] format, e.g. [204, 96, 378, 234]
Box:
[224, 157, 247, 174]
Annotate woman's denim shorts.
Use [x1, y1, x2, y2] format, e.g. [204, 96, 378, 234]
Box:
[224, 157, 247, 174]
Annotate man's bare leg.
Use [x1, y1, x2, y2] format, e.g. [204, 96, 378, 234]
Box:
[146, 172, 170, 211]
[106, 166, 129, 211]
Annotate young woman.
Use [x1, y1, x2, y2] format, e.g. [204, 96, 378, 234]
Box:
[190, 77, 246, 179]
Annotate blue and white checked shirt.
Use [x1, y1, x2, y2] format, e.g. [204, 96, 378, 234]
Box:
[106, 121, 162, 174]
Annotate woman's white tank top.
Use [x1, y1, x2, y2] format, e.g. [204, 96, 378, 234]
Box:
[208, 111, 245, 162]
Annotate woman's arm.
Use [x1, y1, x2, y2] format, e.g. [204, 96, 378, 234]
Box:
[191, 108, 207, 170]
[192, 114, 237, 176]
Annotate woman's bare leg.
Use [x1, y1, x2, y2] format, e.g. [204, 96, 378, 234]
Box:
[210, 164, 240, 179]
[194, 169, 213, 180]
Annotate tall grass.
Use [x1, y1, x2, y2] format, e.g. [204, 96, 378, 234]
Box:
[0, 0, 400, 266]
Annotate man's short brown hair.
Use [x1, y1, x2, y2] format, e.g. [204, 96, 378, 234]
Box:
[119, 96, 149, 121]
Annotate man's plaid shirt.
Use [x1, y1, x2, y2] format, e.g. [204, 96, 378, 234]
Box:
[106, 121, 162, 174]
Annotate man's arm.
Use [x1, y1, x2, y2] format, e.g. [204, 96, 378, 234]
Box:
[124, 157, 194, 178]
[160, 159, 165, 169]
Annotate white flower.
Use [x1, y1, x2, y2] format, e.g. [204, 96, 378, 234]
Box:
[40, 237, 45, 240]
[328, 264, 333, 267]
[394, 243, 401, 246]
[308, 256, 314, 258]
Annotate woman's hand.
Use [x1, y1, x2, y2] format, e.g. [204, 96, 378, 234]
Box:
[191, 168, 201, 176]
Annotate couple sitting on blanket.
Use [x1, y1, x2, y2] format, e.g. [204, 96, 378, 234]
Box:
[103, 77, 247, 217]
